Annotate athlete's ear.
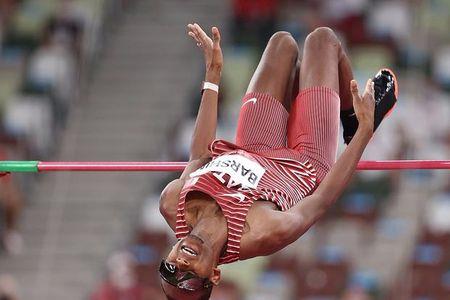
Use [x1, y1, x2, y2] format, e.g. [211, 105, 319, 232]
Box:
[209, 267, 221, 285]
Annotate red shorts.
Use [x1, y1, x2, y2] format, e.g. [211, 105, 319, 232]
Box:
[235, 87, 340, 181]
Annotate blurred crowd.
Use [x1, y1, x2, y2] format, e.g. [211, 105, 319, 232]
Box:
[0, 0, 129, 299]
[1, 0, 449, 299]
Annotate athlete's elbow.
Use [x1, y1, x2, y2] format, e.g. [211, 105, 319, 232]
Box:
[159, 192, 174, 219]
[159, 196, 170, 218]
[280, 213, 310, 244]
[297, 202, 328, 231]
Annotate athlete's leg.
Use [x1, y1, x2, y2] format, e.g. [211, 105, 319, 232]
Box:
[339, 49, 359, 143]
[285, 59, 301, 110]
[246, 31, 299, 109]
[338, 49, 354, 110]
[236, 32, 299, 151]
[288, 27, 344, 180]
[299, 27, 340, 91]
[298, 28, 355, 107]
[296, 27, 357, 144]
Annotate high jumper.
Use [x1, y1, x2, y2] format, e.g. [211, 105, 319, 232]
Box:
[158, 24, 398, 299]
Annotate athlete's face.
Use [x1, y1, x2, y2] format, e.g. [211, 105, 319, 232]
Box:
[165, 234, 221, 282]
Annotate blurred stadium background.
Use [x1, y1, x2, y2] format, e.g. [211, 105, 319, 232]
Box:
[0, 0, 449, 299]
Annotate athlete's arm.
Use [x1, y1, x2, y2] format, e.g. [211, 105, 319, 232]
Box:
[274, 79, 376, 245]
[187, 23, 223, 161]
[159, 24, 222, 229]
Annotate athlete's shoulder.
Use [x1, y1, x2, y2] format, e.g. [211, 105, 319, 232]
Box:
[159, 179, 185, 230]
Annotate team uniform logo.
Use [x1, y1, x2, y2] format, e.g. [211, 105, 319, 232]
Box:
[220, 193, 246, 202]
[242, 97, 257, 107]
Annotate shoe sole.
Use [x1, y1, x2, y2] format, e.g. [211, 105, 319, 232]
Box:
[378, 67, 398, 121]
[343, 68, 399, 144]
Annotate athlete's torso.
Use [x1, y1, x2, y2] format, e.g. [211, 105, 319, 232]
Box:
[175, 140, 318, 264]
[182, 192, 282, 259]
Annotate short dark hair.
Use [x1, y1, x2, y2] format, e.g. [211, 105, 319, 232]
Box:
[164, 286, 213, 300]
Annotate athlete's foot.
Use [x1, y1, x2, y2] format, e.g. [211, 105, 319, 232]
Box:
[341, 68, 398, 144]
[372, 69, 398, 131]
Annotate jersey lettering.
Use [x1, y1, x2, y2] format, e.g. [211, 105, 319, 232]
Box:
[190, 154, 266, 189]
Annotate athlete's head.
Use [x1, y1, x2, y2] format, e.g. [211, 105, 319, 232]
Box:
[160, 234, 221, 299]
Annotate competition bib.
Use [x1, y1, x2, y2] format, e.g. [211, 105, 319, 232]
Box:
[190, 154, 266, 189]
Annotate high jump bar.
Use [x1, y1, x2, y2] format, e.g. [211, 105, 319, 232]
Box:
[0, 160, 449, 173]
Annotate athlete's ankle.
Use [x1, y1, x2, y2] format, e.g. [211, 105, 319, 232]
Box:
[340, 107, 358, 145]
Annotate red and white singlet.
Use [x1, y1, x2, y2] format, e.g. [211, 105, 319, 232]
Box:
[175, 140, 318, 264]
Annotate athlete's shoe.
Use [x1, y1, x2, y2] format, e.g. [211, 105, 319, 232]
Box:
[341, 68, 398, 144]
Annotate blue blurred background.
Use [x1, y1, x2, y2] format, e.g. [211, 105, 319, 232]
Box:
[0, 0, 449, 299]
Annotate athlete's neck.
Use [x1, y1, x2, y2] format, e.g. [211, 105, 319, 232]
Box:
[187, 201, 228, 260]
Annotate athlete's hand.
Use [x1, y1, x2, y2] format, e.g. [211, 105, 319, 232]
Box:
[350, 79, 375, 133]
[187, 23, 223, 80]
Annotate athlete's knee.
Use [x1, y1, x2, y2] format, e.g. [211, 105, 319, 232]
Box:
[267, 31, 298, 58]
[305, 27, 340, 52]
[308, 27, 338, 42]
[269, 31, 293, 42]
